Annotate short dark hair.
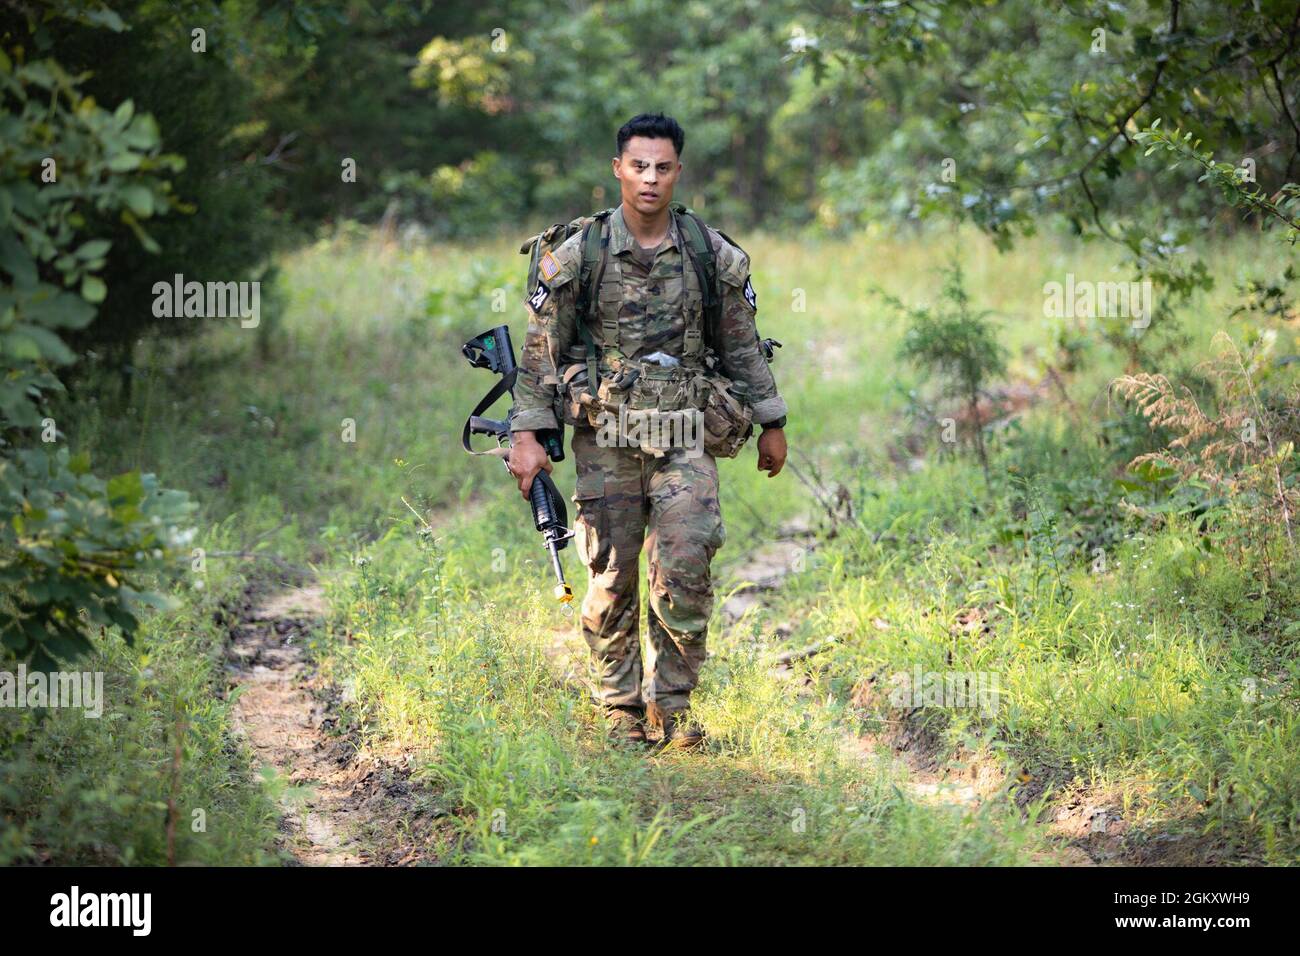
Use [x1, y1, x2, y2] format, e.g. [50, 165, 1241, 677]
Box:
[616, 113, 685, 158]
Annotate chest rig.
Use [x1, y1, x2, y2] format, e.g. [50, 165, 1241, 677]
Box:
[521, 203, 756, 458]
[565, 204, 723, 421]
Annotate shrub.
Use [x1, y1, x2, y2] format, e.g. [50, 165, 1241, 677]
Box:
[885, 263, 1008, 486]
[1, 10, 194, 667]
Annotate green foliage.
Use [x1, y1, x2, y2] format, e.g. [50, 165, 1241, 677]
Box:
[0, 447, 196, 669]
[379, 153, 527, 240]
[804, 0, 1300, 363]
[0, 41, 182, 420]
[18, 0, 284, 363]
[21, 0, 1286, 259]
[208, 0, 812, 232]
[806, 0, 1300, 239]
[1135, 119, 1300, 244]
[1, 9, 194, 665]
[0, 520, 283, 865]
[1230, 264, 1298, 323]
[887, 263, 1007, 483]
[1113, 328, 1300, 580]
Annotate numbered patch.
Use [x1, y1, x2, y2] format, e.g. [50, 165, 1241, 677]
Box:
[528, 281, 550, 312]
[743, 276, 757, 310]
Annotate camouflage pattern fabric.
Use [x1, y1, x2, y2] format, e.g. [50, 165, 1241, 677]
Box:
[570, 426, 724, 712]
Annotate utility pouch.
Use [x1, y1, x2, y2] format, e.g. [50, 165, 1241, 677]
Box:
[617, 364, 700, 457]
[593, 365, 636, 425]
[694, 369, 754, 459]
[559, 364, 594, 428]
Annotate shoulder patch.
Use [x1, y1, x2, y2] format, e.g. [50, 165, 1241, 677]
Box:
[743, 276, 757, 310]
[541, 232, 583, 289]
[539, 250, 561, 282]
[527, 281, 550, 313]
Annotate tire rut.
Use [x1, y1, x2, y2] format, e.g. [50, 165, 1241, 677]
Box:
[226, 580, 445, 866]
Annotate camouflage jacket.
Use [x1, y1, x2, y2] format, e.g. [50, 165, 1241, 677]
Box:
[510, 204, 787, 433]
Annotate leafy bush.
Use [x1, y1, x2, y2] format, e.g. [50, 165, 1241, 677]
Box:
[1, 11, 194, 667]
[0, 448, 195, 669]
[885, 263, 1008, 485]
[18, 1, 282, 368]
[376, 152, 527, 239]
[0, 47, 182, 421]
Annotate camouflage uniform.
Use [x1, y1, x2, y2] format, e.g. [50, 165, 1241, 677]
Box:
[511, 205, 786, 724]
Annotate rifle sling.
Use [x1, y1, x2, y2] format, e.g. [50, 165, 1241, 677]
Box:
[461, 368, 517, 455]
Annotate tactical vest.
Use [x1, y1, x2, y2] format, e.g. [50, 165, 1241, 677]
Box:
[521, 203, 755, 457]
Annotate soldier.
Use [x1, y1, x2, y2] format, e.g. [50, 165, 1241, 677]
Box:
[507, 113, 788, 751]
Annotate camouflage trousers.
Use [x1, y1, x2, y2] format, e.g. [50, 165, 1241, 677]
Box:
[569, 425, 726, 716]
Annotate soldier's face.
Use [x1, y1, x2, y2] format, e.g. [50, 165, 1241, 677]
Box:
[613, 137, 681, 217]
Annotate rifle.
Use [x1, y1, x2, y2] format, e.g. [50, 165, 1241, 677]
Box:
[461, 325, 574, 603]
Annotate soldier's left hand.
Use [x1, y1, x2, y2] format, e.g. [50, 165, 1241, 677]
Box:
[757, 427, 786, 477]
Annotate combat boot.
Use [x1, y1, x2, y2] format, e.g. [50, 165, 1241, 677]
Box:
[604, 705, 648, 746]
[648, 703, 705, 752]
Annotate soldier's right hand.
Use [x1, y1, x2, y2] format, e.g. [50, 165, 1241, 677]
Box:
[507, 433, 553, 501]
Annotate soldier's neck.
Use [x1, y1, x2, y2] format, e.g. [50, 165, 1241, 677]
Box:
[620, 202, 671, 250]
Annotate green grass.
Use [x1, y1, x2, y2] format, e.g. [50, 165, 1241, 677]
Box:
[321, 522, 1047, 864]
[3, 222, 1297, 864]
[0, 519, 282, 865]
[789, 460, 1300, 863]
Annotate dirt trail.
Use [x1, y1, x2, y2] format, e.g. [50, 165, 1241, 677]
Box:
[719, 523, 979, 808]
[718, 518, 1107, 865]
[226, 580, 443, 866]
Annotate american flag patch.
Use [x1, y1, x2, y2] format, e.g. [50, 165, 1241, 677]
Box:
[539, 251, 561, 282]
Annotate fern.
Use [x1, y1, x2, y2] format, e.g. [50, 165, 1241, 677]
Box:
[1112, 331, 1297, 572]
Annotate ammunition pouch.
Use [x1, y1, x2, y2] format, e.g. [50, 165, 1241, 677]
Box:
[558, 357, 753, 459]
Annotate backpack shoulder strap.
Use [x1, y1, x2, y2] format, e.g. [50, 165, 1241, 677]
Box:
[576, 210, 612, 317]
[574, 208, 613, 397]
[670, 202, 721, 358]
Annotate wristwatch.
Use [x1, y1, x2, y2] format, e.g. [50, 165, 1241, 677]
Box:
[760, 416, 787, 430]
